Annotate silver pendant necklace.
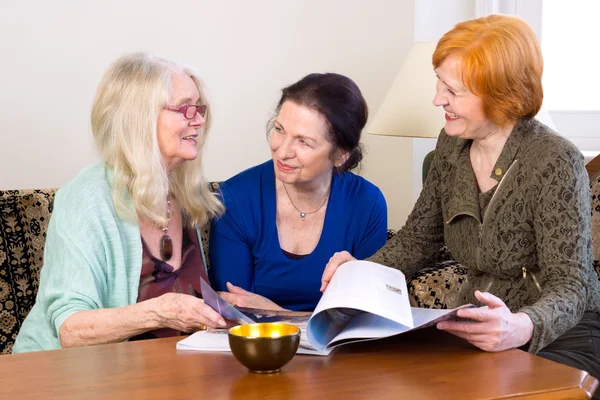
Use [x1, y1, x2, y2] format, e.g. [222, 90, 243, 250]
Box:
[282, 183, 330, 221]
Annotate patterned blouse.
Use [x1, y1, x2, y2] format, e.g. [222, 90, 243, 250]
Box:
[131, 228, 208, 340]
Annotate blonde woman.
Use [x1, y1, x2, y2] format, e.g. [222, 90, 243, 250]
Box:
[14, 52, 226, 352]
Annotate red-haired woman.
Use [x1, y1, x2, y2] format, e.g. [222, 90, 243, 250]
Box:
[322, 14, 600, 388]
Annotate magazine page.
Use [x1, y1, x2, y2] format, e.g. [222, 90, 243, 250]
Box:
[325, 305, 475, 349]
[200, 279, 255, 324]
[410, 304, 475, 329]
[307, 260, 412, 351]
[324, 312, 411, 347]
[236, 307, 312, 325]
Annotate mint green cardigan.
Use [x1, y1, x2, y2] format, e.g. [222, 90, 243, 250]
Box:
[13, 164, 207, 353]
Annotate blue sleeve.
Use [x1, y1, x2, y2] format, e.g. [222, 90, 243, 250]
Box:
[354, 188, 388, 260]
[209, 184, 254, 292]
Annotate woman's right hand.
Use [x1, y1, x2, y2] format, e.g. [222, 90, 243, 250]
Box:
[154, 293, 226, 332]
[320, 251, 356, 292]
[59, 293, 226, 348]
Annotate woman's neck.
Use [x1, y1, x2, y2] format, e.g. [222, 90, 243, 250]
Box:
[279, 171, 332, 206]
[470, 122, 515, 163]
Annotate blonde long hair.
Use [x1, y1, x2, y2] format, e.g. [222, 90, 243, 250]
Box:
[91, 52, 223, 228]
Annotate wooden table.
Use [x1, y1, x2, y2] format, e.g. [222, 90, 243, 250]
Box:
[1, 329, 597, 399]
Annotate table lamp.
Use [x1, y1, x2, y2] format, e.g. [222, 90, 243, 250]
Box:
[368, 41, 444, 139]
[368, 41, 555, 180]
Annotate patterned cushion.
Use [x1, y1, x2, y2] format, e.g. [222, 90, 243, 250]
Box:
[200, 181, 222, 270]
[408, 262, 467, 308]
[592, 175, 600, 279]
[0, 189, 56, 354]
[383, 230, 467, 309]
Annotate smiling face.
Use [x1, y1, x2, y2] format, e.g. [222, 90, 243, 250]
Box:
[269, 101, 342, 188]
[157, 71, 205, 172]
[432, 55, 498, 140]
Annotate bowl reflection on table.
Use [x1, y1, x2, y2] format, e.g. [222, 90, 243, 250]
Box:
[230, 370, 297, 399]
[228, 323, 300, 374]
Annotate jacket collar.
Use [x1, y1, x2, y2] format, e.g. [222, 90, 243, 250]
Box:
[444, 120, 528, 224]
[490, 120, 527, 182]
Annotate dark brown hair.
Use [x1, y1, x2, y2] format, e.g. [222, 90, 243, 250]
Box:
[272, 73, 368, 173]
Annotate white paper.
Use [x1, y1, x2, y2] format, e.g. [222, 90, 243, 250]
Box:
[312, 260, 413, 326]
[176, 330, 332, 356]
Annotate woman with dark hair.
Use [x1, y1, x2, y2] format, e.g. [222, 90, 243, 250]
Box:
[321, 15, 600, 390]
[209, 73, 387, 311]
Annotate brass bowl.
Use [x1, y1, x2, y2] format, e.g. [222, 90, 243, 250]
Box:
[228, 323, 300, 373]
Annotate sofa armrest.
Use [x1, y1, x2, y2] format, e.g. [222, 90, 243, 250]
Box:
[0, 188, 57, 354]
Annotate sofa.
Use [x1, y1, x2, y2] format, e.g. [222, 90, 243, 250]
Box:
[1, 161, 599, 354]
[0, 189, 55, 354]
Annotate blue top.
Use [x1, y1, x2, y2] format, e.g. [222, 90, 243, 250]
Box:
[209, 160, 387, 311]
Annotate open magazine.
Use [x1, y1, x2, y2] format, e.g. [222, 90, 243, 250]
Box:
[177, 260, 473, 356]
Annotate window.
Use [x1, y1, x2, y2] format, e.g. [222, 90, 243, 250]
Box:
[478, 0, 600, 151]
[541, 1, 600, 111]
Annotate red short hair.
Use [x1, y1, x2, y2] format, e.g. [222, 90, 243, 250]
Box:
[432, 15, 543, 127]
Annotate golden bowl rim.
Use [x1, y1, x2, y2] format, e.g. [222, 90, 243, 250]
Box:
[228, 322, 301, 339]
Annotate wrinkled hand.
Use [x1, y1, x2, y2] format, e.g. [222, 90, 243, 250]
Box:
[436, 290, 534, 352]
[154, 292, 226, 332]
[219, 282, 285, 311]
[320, 251, 356, 292]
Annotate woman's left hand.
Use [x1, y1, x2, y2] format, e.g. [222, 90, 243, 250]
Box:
[436, 290, 534, 352]
[219, 282, 286, 311]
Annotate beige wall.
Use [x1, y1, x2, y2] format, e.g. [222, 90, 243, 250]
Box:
[0, 0, 415, 228]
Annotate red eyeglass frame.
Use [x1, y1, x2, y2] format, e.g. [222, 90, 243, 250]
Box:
[164, 104, 207, 119]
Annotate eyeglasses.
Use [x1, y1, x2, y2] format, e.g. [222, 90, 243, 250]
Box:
[164, 104, 207, 120]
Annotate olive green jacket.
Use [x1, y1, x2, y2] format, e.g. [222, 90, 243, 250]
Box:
[370, 119, 600, 354]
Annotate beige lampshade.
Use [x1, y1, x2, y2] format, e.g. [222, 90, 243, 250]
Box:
[534, 106, 556, 131]
[368, 41, 445, 138]
[369, 41, 556, 138]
